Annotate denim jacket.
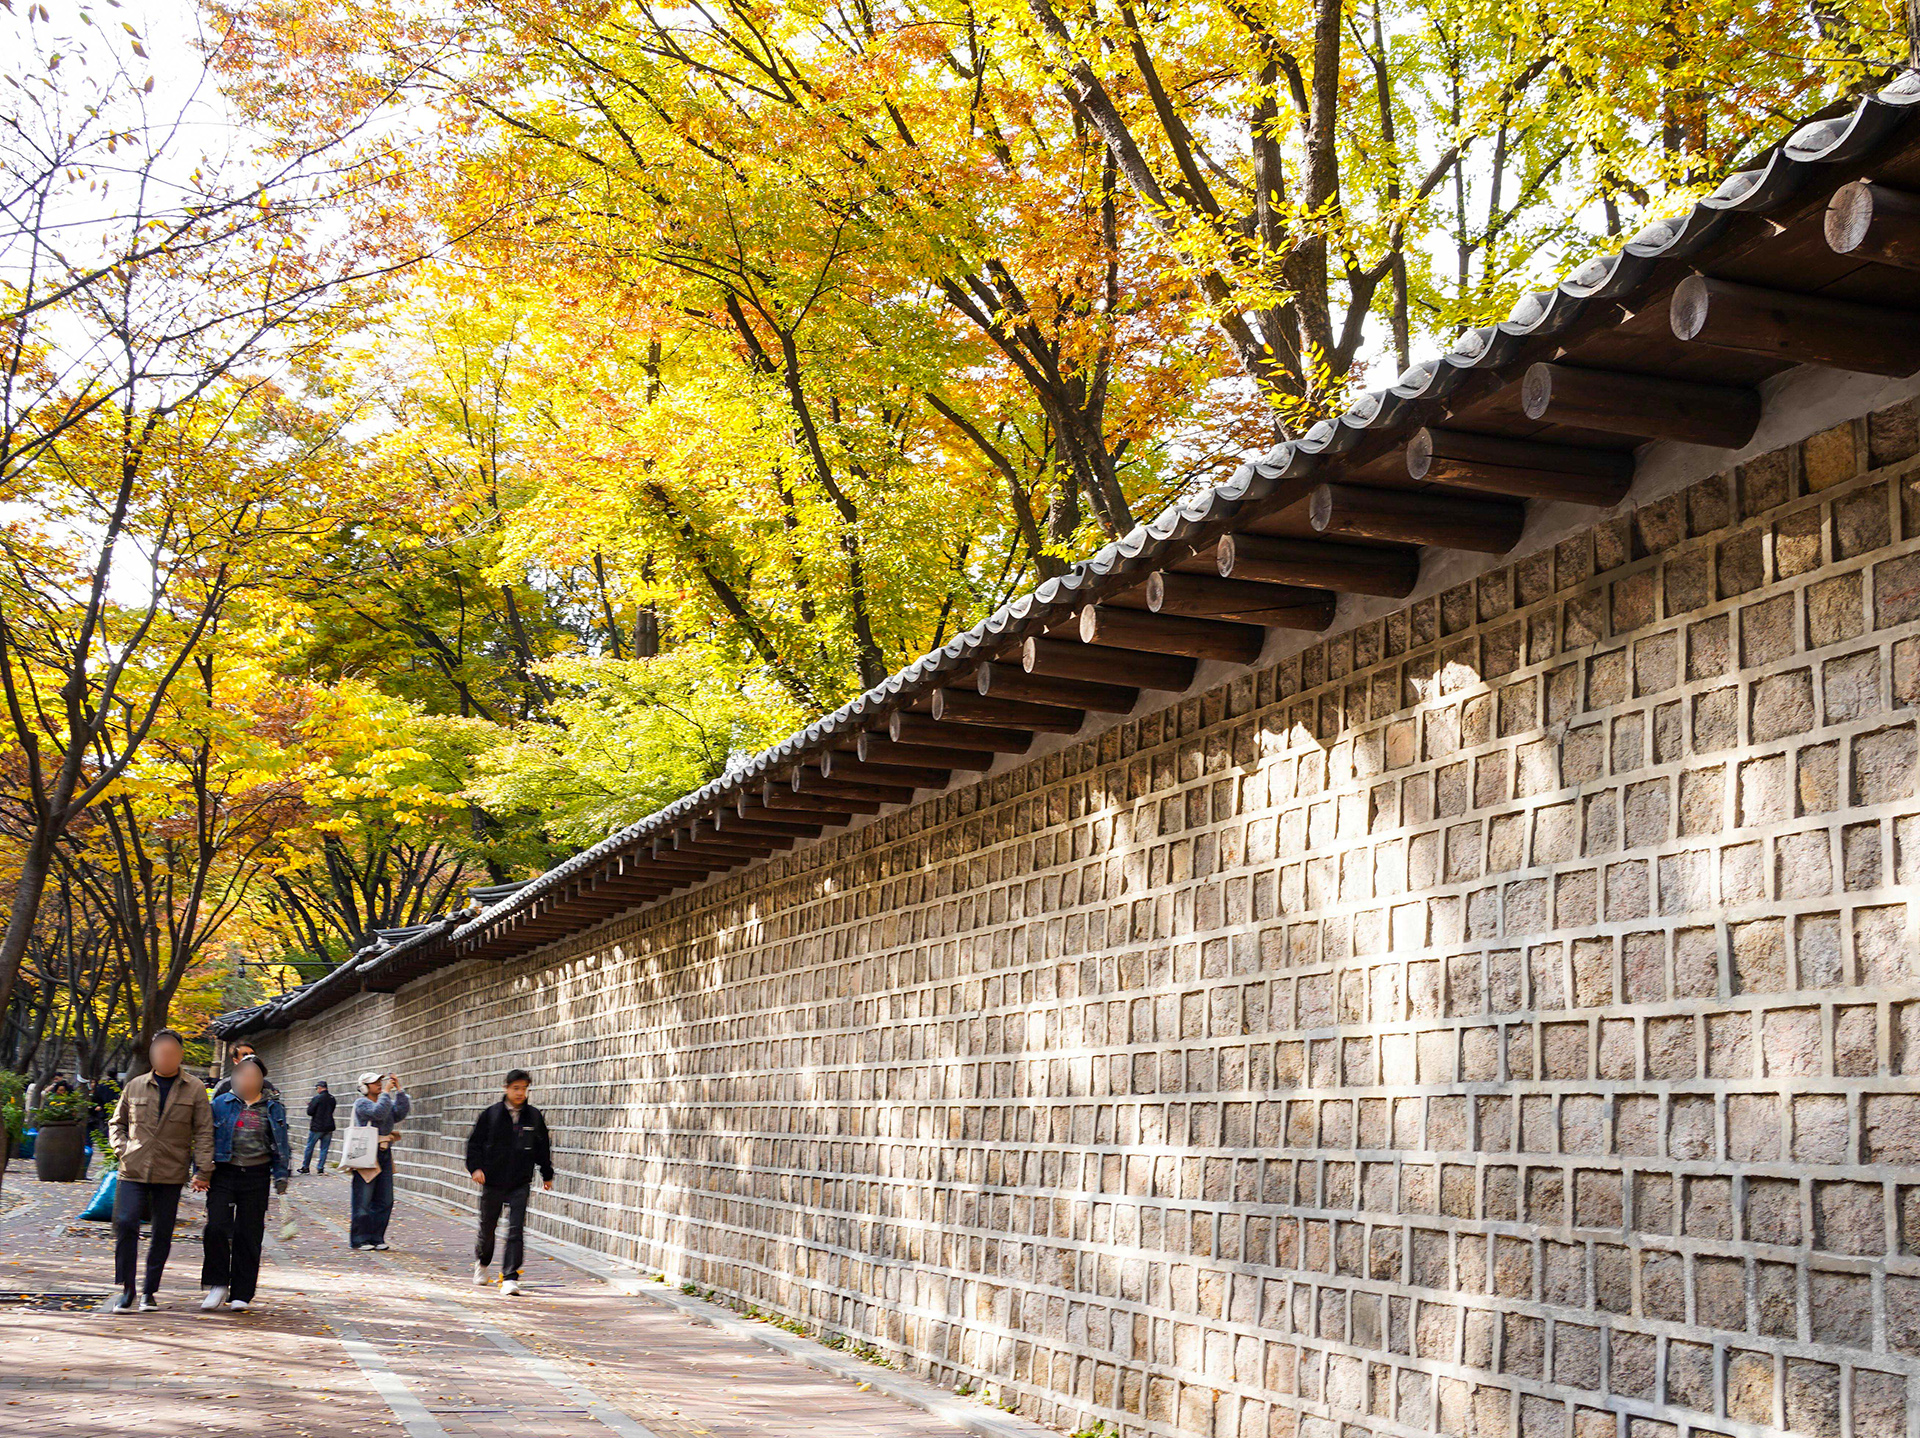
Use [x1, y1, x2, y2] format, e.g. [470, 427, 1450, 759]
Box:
[210, 1091, 292, 1181]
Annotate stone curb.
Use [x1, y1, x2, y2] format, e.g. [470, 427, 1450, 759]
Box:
[401, 1191, 1061, 1438]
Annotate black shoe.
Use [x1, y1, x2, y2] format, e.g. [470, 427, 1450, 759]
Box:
[297, 1168, 309, 1174]
[106, 1290, 135, 1314]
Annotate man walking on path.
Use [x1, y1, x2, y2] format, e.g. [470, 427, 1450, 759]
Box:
[202, 1055, 291, 1311]
[106, 1030, 212, 1312]
[349, 1071, 409, 1251]
[212, 1040, 279, 1100]
[465, 1068, 554, 1296]
[299, 1080, 336, 1172]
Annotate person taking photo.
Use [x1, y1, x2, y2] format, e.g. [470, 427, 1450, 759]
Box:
[348, 1071, 409, 1251]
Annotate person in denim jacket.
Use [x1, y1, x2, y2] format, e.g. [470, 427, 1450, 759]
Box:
[201, 1055, 290, 1312]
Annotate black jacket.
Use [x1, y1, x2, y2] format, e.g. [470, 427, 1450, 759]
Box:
[464, 1100, 554, 1192]
[306, 1091, 337, 1133]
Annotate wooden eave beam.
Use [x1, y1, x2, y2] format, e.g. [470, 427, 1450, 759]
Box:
[1214, 534, 1419, 598]
[854, 734, 995, 770]
[497, 919, 572, 941]
[888, 713, 1032, 753]
[583, 882, 672, 903]
[736, 799, 855, 828]
[1406, 427, 1634, 507]
[1521, 361, 1761, 449]
[752, 787, 879, 817]
[928, 689, 1084, 733]
[1826, 180, 1920, 273]
[817, 751, 952, 788]
[683, 822, 786, 853]
[673, 838, 769, 862]
[1670, 274, 1920, 377]
[594, 870, 669, 894]
[974, 663, 1138, 713]
[1076, 606, 1266, 664]
[715, 813, 825, 838]
[566, 894, 645, 916]
[1021, 637, 1196, 691]
[643, 850, 732, 876]
[1146, 573, 1336, 629]
[1309, 482, 1525, 554]
[787, 769, 917, 805]
[652, 838, 727, 864]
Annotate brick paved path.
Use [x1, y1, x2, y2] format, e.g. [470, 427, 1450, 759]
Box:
[0, 1171, 1018, 1438]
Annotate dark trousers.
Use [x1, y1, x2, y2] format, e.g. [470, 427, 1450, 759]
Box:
[201, 1162, 273, 1301]
[112, 1179, 181, 1297]
[349, 1146, 394, 1246]
[301, 1130, 332, 1170]
[474, 1183, 531, 1278]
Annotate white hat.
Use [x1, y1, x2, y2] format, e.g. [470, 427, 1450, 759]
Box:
[357, 1071, 384, 1089]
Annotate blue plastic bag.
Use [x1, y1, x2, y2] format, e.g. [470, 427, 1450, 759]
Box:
[78, 1170, 117, 1221]
[16, 1128, 33, 1160]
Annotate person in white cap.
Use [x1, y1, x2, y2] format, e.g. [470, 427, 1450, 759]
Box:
[347, 1071, 409, 1250]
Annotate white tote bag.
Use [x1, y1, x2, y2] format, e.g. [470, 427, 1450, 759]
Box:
[338, 1122, 380, 1171]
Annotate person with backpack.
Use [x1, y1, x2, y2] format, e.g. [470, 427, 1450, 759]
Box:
[299, 1080, 337, 1173]
[464, 1068, 554, 1296]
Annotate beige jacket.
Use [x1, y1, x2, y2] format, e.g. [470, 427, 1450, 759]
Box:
[110, 1069, 213, 1184]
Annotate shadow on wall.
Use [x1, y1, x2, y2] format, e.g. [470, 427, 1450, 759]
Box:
[274, 404, 1920, 1438]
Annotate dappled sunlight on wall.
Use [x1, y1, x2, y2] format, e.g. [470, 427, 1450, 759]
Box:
[255, 398, 1920, 1438]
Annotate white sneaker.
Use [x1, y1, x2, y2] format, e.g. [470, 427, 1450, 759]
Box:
[372, 1242, 391, 1251]
[137, 1294, 159, 1312]
[473, 1263, 491, 1286]
[106, 1290, 134, 1313]
[500, 1278, 522, 1297]
[200, 1286, 229, 1311]
[227, 1299, 250, 1312]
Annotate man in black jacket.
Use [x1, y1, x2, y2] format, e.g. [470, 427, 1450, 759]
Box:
[299, 1081, 337, 1173]
[464, 1068, 554, 1296]
[212, 1041, 280, 1101]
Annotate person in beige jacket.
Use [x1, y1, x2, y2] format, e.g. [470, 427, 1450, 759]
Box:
[106, 1029, 213, 1312]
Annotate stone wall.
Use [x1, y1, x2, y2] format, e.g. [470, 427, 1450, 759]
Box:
[257, 395, 1920, 1438]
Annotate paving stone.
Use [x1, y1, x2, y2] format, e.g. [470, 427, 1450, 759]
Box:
[0, 1175, 1002, 1438]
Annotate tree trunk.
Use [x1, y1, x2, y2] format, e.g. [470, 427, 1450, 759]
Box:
[0, 829, 59, 1023]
